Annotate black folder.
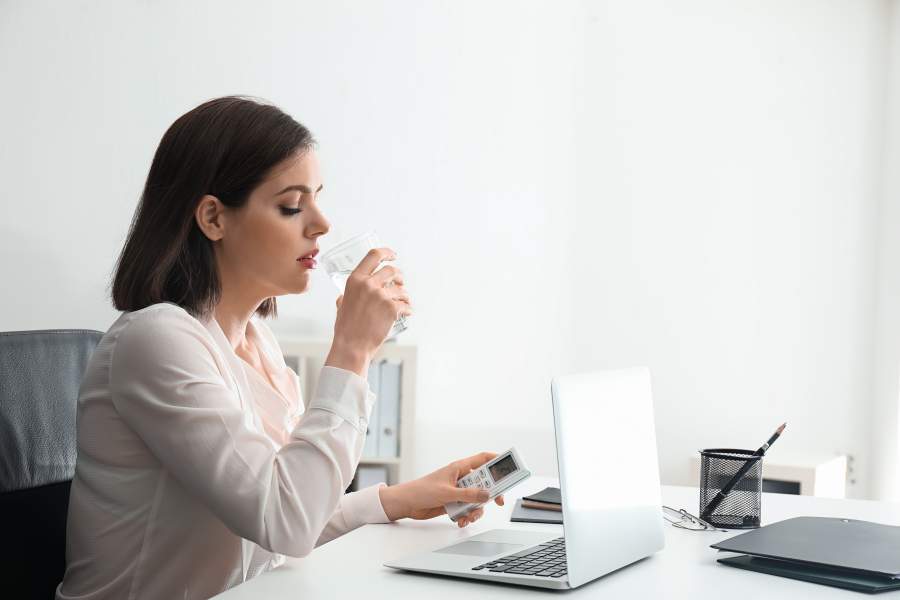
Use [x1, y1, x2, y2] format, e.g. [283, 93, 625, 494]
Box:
[718, 555, 900, 594]
[711, 516, 900, 593]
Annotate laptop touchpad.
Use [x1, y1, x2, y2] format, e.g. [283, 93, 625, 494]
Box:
[434, 541, 523, 557]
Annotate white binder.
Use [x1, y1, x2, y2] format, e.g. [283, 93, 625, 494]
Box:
[362, 359, 382, 458]
[377, 360, 402, 457]
[355, 465, 389, 490]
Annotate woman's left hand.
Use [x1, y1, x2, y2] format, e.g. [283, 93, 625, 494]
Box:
[379, 452, 506, 528]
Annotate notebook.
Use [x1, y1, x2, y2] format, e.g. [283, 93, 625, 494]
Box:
[522, 499, 562, 512]
[510, 499, 563, 524]
[523, 487, 561, 505]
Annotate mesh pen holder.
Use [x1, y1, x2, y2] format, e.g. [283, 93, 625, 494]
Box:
[698, 448, 762, 529]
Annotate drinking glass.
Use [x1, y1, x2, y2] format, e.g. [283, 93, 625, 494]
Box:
[319, 231, 408, 339]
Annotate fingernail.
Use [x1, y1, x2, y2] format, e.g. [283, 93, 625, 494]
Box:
[479, 492, 490, 502]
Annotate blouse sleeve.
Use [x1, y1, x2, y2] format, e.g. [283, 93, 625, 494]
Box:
[250, 315, 393, 546]
[316, 483, 392, 547]
[108, 308, 375, 557]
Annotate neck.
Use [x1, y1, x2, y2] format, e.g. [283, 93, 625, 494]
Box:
[211, 250, 272, 352]
[212, 284, 267, 353]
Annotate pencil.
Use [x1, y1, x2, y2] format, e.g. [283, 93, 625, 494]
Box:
[701, 423, 787, 521]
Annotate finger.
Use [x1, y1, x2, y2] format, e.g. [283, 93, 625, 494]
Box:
[452, 486, 490, 504]
[356, 247, 396, 276]
[462, 512, 483, 527]
[372, 265, 403, 286]
[391, 285, 411, 303]
[452, 460, 476, 479]
[494, 495, 505, 507]
[459, 510, 481, 526]
[461, 451, 498, 472]
[450, 461, 473, 480]
[450, 452, 493, 476]
[388, 291, 411, 304]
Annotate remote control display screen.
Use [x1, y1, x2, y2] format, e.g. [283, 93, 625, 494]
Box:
[488, 454, 517, 483]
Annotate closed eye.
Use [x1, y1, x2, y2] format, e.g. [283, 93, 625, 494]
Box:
[280, 207, 302, 216]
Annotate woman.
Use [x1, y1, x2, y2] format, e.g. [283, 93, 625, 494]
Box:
[56, 96, 503, 600]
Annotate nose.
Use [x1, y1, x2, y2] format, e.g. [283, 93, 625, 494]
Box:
[304, 202, 330, 239]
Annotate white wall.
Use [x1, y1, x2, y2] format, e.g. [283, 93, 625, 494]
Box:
[0, 0, 581, 477]
[1, 0, 896, 498]
[568, 1, 889, 499]
[872, 0, 900, 502]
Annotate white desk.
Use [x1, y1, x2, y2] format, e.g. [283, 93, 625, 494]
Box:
[213, 477, 900, 599]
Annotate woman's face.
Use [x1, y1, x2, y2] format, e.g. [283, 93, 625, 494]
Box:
[199, 149, 330, 299]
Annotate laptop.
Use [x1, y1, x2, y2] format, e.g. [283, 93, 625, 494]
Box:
[384, 367, 666, 589]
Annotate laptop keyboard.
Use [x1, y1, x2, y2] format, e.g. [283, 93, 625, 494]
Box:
[471, 536, 567, 578]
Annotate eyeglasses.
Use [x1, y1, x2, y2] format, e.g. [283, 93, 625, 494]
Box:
[662, 506, 728, 532]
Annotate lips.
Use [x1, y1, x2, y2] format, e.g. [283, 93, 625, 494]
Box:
[297, 248, 319, 269]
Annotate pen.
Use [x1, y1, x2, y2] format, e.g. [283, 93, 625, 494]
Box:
[701, 423, 787, 521]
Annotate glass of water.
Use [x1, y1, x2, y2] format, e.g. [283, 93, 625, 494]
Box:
[319, 231, 408, 339]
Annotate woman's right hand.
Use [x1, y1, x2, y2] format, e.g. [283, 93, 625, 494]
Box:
[325, 247, 412, 377]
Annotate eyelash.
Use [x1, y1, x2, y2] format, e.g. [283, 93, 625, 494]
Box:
[280, 207, 303, 216]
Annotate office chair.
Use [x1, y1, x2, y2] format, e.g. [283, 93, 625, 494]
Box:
[0, 329, 103, 600]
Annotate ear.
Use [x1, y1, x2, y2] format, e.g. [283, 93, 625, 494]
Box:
[195, 194, 226, 242]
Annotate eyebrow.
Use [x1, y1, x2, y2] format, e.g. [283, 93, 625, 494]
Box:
[275, 183, 324, 195]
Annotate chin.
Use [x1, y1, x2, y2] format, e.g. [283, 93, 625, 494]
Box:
[271, 277, 311, 296]
[292, 277, 312, 294]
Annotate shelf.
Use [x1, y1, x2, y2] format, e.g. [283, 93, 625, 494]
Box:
[689, 453, 848, 498]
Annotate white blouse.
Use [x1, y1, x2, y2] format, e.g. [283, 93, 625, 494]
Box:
[57, 302, 390, 600]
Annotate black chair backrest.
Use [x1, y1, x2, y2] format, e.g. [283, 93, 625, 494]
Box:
[0, 329, 103, 600]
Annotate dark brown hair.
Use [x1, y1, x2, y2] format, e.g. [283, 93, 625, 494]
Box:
[110, 95, 316, 320]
